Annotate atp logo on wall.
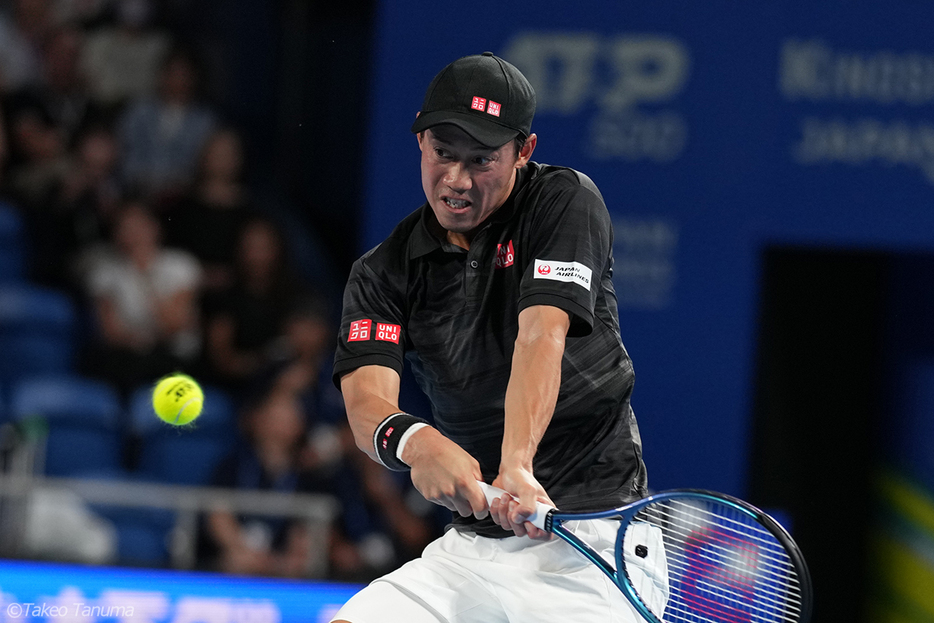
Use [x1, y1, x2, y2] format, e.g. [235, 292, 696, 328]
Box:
[502, 32, 692, 163]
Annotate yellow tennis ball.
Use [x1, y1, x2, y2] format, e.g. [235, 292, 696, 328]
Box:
[152, 374, 204, 426]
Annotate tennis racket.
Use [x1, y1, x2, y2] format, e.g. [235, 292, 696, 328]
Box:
[478, 482, 812, 623]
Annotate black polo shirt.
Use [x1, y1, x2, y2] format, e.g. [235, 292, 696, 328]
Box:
[334, 161, 647, 537]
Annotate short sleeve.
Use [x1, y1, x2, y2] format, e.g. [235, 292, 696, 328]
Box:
[518, 183, 611, 337]
[332, 256, 407, 387]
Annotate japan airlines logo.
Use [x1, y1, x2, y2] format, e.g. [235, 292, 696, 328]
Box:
[534, 259, 592, 290]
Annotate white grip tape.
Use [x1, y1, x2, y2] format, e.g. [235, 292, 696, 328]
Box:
[476, 481, 553, 531]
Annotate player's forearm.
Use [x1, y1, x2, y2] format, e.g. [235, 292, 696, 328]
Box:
[502, 325, 565, 470]
[339, 366, 403, 461]
[343, 368, 485, 516]
[343, 393, 400, 460]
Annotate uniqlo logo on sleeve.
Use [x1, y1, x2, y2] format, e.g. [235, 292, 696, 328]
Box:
[375, 323, 401, 344]
[348, 319, 371, 342]
[471, 96, 487, 112]
[487, 101, 501, 117]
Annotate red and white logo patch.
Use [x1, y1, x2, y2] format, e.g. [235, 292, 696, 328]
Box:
[495, 240, 515, 269]
[487, 101, 502, 117]
[348, 319, 371, 342]
[471, 96, 487, 112]
[375, 323, 401, 344]
[534, 259, 592, 291]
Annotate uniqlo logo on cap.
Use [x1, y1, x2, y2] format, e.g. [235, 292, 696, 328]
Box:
[376, 323, 401, 344]
[348, 319, 371, 342]
[487, 101, 501, 117]
[471, 96, 487, 112]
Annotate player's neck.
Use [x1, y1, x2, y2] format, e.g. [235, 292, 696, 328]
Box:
[446, 230, 471, 250]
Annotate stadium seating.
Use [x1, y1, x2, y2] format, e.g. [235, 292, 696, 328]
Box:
[0, 285, 76, 382]
[7, 375, 122, 476]
[0, 203, 25, 284]
[5, 375, 176, 566]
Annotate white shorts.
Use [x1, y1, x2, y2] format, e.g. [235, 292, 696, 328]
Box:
[330, 519, 667, 623]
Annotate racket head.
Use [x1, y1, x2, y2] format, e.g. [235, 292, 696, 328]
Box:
[612, 490, 812, 623]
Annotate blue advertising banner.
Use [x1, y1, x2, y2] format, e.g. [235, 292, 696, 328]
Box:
[362, 1, 934, 495]
[0, 560, 360, 623]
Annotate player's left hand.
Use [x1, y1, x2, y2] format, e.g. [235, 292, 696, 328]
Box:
[489, 468, 553, 539]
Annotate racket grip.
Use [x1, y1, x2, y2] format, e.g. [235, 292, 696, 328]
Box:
[476, 481, 553, 531]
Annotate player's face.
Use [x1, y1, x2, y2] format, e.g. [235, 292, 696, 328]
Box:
[418, 125, 535, 248]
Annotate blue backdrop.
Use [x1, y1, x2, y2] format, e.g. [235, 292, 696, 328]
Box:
[361, 1, 933, 496]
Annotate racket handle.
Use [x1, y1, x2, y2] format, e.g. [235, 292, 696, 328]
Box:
[476, 481, 553, 531]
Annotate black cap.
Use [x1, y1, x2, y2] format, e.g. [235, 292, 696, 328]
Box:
[411, 52, 536, 148]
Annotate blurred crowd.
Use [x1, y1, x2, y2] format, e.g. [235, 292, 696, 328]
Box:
[0, 0, 441, 581]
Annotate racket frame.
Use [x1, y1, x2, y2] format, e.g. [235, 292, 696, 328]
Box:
[540, 489, 813, 623]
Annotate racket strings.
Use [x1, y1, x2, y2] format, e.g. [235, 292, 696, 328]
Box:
[654, 506, 797, 564]
[629, 499, 805, 623]
[649, 504, 802, 622]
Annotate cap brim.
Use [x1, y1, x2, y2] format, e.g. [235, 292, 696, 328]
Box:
[411, 110, 521, 148]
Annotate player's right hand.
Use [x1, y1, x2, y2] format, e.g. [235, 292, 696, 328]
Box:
[404, 427, 488, 520]
[490, 467, 553, 540]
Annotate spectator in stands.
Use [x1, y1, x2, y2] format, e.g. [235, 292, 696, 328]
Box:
[203, 217, 304, 393]
[3, 97, 69, 212]
[0, 0, 53, 92]
[203, 384, 407, 580]
[7, 24, 101, 148]
[258, 295, 334, 402]
[118, 44, 215, 205]
[54, 0, 114, 29]
[203, 389, 341, 578]
[33, 122, 121, 289]
[81, 199, 202, 394]
[165, 126, 255, 295]
[81, 0, 171, 111]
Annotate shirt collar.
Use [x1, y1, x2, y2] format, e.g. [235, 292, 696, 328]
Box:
[489, 164, 529, 224]
[408, 205, 445, 259]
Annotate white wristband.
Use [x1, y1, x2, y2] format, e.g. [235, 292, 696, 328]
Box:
[395, 422, 429, 464]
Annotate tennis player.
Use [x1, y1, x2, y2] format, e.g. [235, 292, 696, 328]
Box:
[331, 52, 659, 622]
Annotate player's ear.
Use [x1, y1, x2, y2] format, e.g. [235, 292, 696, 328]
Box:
[414, 112, 425, 150]
[516, 133, 537, 168]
